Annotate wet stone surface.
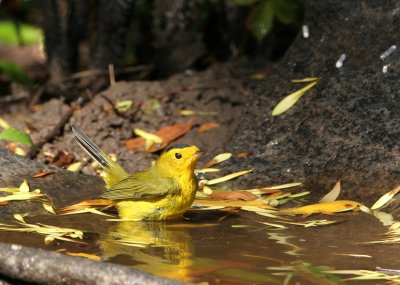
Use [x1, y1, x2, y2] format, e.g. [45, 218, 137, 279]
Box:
[224, 0, 400, 204]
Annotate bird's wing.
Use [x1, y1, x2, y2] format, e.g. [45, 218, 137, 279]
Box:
[100, 171, 179, 201]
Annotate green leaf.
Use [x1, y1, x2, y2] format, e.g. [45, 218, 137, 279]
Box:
[0, 127, 33, 146]
[248, 0, 274, 42]
[0, 21, 43, 45]
[230, 0, 259, 5]
[0, 60, 33, 87]
[271, 0, 302, 24]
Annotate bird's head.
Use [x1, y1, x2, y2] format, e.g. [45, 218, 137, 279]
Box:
[155, 144, 201, 177]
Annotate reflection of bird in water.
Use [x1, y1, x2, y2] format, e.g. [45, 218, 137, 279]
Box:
[100, 221, 194, 282]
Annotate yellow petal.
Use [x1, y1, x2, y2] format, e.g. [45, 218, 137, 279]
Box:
[202, 153, 232, 168]
[265, 182, 302, 190]
[179, 110, 218, 116]
[13, 214, 26, 223]
[0, 188, 19, 193]
[371, 185, 400, 210]
[272, 80, 318, 116]
[114, 100, 133, 112]
[65, 252, 101, 261]
[206, 169, 254, 185]
[291, 77, 319, 83]
[0, 117, 11, 129]
[43, 203, 56, 214]
[319, 180, 341, 203]
[66, 162, 82, 172]
[134, 128, 163, 143]
[19, 179, 30, 193]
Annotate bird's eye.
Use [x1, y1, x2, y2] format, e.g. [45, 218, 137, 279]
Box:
[175, 152, 182, 159]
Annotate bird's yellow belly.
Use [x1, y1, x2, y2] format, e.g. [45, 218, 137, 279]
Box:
[116, 193, 195, 220]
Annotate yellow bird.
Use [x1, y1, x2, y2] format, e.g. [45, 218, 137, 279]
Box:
[71, 125, 201, 220]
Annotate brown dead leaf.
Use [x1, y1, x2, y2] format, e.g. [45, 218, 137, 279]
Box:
[32, 170, 56, 178]
[198, 122, 220, 133]
[125, 120, 194, 152]
[50, 151, 75, 167]
[236, 152, 249, 158]
[207, 189, 258, 201]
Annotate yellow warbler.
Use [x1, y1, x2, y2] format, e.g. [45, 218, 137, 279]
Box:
[71, 125, 200, 220]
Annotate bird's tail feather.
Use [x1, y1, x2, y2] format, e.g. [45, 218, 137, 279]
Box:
[71, 124, 109, 168]
[71, 124, 129, 188]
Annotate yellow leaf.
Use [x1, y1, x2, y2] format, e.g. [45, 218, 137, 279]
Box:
[265, 182, 302, 190]
[66, 162, 82, 172]
[114, 100, 133, 112]
[65, 252, 101, 261]
[319, 180, 341, 203]
[43, 203, 56, 214]
[206, 169, 254, 185]
[291, 77, 319, 83]
[272, 80, 319, 116]
[371, 185, 400, 210]
[279, 200, 362, 216]
[195, 168, 221, 173]
[0, 188, 19, 193]
[13, 214, 26, 223]
[19, 179, 30, 193]
[133, 128, 163, 150]
[179, 110, 218, 116]
[0, 117, 11, 129]
[202, 153, 232, 168]
[192, 199, 272, 209]
[14, 146, 26, 156]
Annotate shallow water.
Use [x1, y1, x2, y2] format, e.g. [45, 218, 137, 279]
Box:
[1, 207, 399, 285]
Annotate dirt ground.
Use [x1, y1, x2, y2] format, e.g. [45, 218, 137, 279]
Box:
[0, 63, 250, 176]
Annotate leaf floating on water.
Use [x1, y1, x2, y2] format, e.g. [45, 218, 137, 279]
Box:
[125, 120, 194, 152]
[280, 219, 339, 228]
[206, 169, 254, 185]
[0, 220, 85, 244]
[204, 188, 258, 201]
[192, 199, 272, 209]
[57, 199, 113, 215]
[264, 182, 302, 190]
[59, 207, 115, 217]
[371, 184, 400, 210]
[201, 153, 232, 169]
[278, 200, 362, 216]
[319, 180, 341, 203]
[32, 170, 55, 178]
[324, 270, 400, 283]
[271, 79, 319, 116]
[259, 221, 288, 229]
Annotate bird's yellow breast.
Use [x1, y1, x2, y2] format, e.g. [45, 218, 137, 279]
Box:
[116, 172, 198, 220]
